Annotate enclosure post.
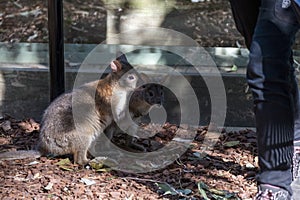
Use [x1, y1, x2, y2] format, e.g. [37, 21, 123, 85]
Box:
[48, 0, 65, 101]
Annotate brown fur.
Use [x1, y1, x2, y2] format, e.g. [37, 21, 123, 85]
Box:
[104, 76, 165, 151]
[0, 55, 165, 163]
[37, 57, 137, 165]
[0, 54, 138, 165]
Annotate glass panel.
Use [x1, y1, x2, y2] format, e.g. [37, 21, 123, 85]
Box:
[0, 1, 49, 120]
[62, 0, 235, 126]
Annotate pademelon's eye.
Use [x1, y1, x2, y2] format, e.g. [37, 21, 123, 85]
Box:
[128, 75, 135, 80]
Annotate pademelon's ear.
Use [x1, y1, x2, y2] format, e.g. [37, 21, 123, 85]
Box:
[116, 51, 129, 64]
[110, 60, 122, 72]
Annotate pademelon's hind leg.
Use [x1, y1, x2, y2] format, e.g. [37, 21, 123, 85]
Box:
[72, 134, 93, 165]
[74, 149, 89, 165]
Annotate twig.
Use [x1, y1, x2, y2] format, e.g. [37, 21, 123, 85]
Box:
[121, 176, 163, 184]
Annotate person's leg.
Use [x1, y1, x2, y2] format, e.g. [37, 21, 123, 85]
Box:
[228, 0, 261, 48]
[247, 0, 299, 196]
[291, 46, 300, 196]
[292, 84, 300, 197]
[292, 56, 300, 159]
[229, 0, 300, 179]
[229, 0, 300, 140]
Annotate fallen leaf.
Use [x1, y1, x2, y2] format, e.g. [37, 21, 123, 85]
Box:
[27, 161, 39, 165]
[56, 158, 72, 166]
[155, 183, 177, 196]
[33, 173, 40, 179]
[59, 166, 73, 171]
[177, 188, 192, 195]
[223, 141, 240, 147]
[81, 178, 96, 186]
[89, 161, 104, 170]
[44, 182, 53, 191]
[197, 182, 210, 200]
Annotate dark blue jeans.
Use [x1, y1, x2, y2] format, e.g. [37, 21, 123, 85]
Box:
[230, 0, 300, 195]
[248, 0, 299, 194]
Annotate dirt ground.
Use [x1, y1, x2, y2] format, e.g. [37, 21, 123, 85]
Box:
[0, 0, 263, 199]
[0, 117, 258, 199]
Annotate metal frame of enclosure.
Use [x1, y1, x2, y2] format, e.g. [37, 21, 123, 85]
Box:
[48, 0, 65, 100]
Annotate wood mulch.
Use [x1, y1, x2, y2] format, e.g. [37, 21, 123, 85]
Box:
[0, 117, 258, 199]
[0, 1, 261, 199]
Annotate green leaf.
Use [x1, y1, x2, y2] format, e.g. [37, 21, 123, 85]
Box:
[59, 165, 73, 171]
[231, 64, 238, 72]
[155, 183, 177, 195]
[209, 188, 226, 196]
[89, 162, 104, 170]
[223, 141, 240, 147]
[56, 158, 73, 171]
[223, 65, 238, 72]
[56, 158, 72, 166]
[96, 168, 111, 172]
[197, 182, 210, 200]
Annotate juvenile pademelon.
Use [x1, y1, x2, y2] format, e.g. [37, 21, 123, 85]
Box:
[104, 76, 165, 151]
